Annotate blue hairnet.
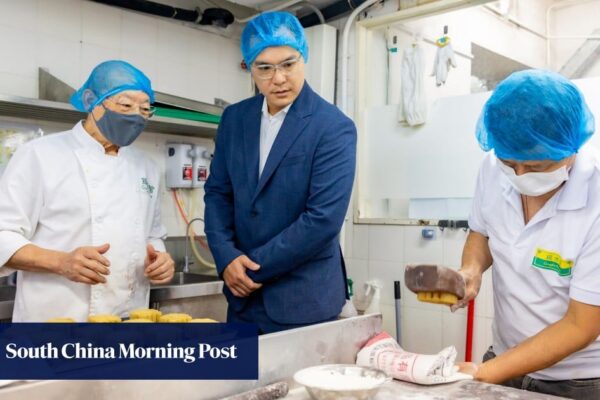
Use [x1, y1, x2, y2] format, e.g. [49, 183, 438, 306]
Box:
[241, 11, 308, 67]
[70, 60, 154, 112]
[476, 69, 594, 161]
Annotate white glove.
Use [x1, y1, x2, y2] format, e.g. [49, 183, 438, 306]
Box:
[356, 332, 472, 385]
[431, 43, 457, 86]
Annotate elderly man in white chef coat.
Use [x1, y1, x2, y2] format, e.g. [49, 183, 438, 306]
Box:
[0, 60, 174, 322]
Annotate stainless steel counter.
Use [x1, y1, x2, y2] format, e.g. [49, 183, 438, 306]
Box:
[283, 379, 565, 400]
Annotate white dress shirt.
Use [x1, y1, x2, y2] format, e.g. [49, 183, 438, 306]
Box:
[259, 98, 293, 177]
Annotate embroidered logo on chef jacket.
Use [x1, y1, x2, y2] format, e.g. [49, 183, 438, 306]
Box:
[141, 178, 155, 198]
[531, 248, 573, 277]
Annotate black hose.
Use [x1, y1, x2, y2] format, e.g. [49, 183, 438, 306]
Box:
[299, 0, 370, 27]
[91, 0, 199, 23]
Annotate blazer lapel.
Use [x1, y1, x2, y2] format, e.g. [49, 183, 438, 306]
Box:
[242, 96, 263, 193]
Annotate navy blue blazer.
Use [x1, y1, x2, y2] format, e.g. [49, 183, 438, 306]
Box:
[204, 83, 357, 324]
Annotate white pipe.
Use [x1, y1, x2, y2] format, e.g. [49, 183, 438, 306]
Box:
[483, 4, 545, 39]
[236, 0, 306, 23]
[547, 36, 600, 39]
[393, 25, 474, 59]
[293, 1, 325, 24]
[341, 0, 380, 115]
[546, 0, 600, 68]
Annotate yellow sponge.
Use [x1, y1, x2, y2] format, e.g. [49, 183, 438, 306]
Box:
[159, 313, 192, 323]
[124, 318, 153, 323]
[417, 291, 458, 305]
[88, 314, 122, 323]
[129, 308, 162, 322]
[189, 318, 218, 323]
[47, 317, 75, 323]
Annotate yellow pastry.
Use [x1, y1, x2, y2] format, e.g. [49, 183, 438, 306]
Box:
[189, 318, 218, 323]
[159, 313, 192, 323]
[47, 317, 75, 323]
[87, 314, 122, 323]
[124, 318, 153, 323]
[129, 308, 162, 322]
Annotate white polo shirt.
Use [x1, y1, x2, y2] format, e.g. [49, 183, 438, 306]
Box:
[469, 146, 600, 380]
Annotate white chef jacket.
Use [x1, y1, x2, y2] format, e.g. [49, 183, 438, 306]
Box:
[0, 122, 167, 322]
[468, 146, 600, 380]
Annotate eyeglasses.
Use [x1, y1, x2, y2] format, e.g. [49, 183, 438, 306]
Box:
[104, 97, 156, 119]
[252, 57, 302, 80]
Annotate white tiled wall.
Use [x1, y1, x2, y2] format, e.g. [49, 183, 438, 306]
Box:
[0, 0, 253, 236]
[0, 0, 252, 104]
[343, 223, 495, 363]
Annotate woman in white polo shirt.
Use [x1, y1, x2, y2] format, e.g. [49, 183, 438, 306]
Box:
[456, 69, 600, 399]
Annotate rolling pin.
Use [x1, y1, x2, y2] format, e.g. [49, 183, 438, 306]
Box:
[222, 381, 289, 400]
[404, 264, 465, 305]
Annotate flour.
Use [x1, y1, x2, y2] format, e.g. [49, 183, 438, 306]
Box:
[296, 369, 385, 391]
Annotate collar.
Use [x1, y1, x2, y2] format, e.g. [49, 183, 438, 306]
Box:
[72, 121, 106, 153]
[71, 120, 128, 157]
[261, 98, 292, 120]
[496, 148, 595, 212]
[556, 147, 595, 211]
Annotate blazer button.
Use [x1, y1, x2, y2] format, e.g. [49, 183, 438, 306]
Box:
[251, 210, 258, 217]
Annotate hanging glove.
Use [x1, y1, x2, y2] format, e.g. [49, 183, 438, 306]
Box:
[431, 42, 457, 86]
[356, 332, 472, 385]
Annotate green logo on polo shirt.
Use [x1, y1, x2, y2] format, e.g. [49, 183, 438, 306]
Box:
[532, 248, 573, 277]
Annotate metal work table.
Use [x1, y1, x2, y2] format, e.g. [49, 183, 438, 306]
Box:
[283, 379, 564, 400]
[0, 314, 566, 399]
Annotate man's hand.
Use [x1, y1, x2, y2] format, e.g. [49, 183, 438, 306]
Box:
[451, 267, 483, 312]
[145, 244, 175, 284]
[56, 243, 111, 284]
[223, 255, 262, 297]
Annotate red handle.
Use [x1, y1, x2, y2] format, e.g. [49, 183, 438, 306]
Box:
[465, 299, 475, 362]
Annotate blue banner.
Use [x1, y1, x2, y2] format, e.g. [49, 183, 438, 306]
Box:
[0, 323, 258, 380]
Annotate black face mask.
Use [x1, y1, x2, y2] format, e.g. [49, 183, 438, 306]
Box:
[94, 106, 147, 147]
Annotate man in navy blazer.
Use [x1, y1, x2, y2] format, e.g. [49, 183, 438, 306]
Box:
[204, 11, 356, 333]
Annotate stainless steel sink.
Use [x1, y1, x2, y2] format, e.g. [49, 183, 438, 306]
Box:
[0, 285, 16, 301]
[0, 285, 16, 320]
[154, 272, 220, 286]
[150, 272, 223, 302]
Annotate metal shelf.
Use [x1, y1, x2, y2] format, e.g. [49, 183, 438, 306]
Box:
[0, 94, 219, 139]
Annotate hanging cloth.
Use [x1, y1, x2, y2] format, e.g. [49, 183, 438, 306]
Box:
[400, 42, 427, 126]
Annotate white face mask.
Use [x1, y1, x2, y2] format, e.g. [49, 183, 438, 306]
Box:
[497, 161, 569, 197]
